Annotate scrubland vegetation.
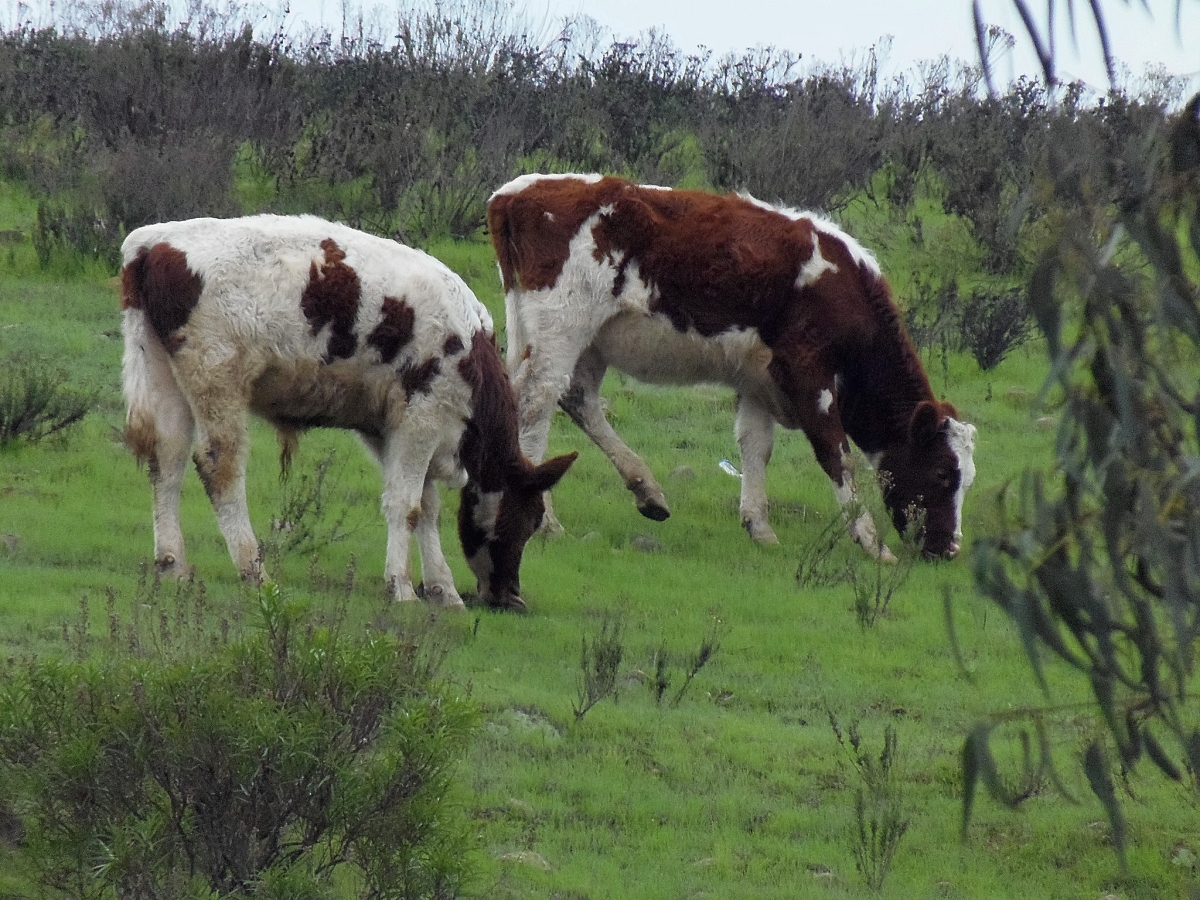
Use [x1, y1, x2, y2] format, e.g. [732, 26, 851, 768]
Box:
[1, 1, 1198, 897]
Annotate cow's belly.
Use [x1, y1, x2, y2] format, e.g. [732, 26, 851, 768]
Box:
[591, 311, 788, 416]
[249, 358, 400, 438]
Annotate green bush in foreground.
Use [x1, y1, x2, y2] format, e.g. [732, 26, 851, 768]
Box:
[0, 583, 479, 899]
[965, 94, 1200, 867]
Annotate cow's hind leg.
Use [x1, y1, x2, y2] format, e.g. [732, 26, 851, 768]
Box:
[123, 315, 195, 578]
[734, 396, 778, 544]
[508, 310, 605, 534]
[559, 347, 669, 522]
[176, 358, 263, 582]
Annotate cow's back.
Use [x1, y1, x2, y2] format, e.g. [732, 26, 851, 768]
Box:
[123, 215, 489, 359]
[488, 175, 884, 348]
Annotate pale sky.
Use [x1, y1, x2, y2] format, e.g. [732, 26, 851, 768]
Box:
[271, 0, 1200, 96]
[534, 0, 1200, 91]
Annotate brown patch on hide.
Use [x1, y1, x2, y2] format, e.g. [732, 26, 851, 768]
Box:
[367, 296, 415, 364]
[443, 333, 465, 356]
[301, 239, 361, 361]
[193, 438, 240, 501]
[406, 508, 420, 530]
[124, 409, 158, 466]
[401, 356, 441, 401]
[487, 177, 629, 292]
[121, 243, 203, 352]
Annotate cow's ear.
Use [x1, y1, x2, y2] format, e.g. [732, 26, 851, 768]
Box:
[909, 401, 944, 445]
[525, 451, 578, 493]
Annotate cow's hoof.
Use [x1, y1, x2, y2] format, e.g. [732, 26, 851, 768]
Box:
[631, 480, 670, 521]
[637, 500, 670, 522]
[154, 555, 194, 580]
[422, 583, 467, 609]
[392, 578, 421, 603]
[743, 520, 779, 544]
[486, 594, 528, 613]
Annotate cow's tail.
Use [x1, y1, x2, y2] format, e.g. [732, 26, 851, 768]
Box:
[120, 245, 193, 470]
[486, 195, 529, 379]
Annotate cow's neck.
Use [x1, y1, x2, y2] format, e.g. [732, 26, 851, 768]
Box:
[456, 332, 524, 492]
[836, 281, 936, 456]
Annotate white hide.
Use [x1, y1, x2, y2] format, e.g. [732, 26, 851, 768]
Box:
[489, 172, 603, 199]
[947, 418, 978, 542]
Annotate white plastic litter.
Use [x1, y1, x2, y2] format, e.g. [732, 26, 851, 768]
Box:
[718, 459, 742, 479]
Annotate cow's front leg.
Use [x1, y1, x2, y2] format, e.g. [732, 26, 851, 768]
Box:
[830, 454, 897, 563]
[734, 396, 778, 544]
[772, 360, 894, 561]
[559, 347, 669, 522]
[380, 436, 435, 603]
[413, 475, 465, 609]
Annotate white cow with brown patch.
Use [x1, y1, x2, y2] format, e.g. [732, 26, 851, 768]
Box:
[121, 214, 574, 611]
[487, 174, 976, 560]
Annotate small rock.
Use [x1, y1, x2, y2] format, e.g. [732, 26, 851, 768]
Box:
[0, 534, 17, 552]
[499, 850, 552, 871]
[1035, 416, 1057, 430]
[630, 533, 661, 553]
[1170, 843, 1196, 868]
[507, 798, 535, 817]
[669, 465, 695, 481]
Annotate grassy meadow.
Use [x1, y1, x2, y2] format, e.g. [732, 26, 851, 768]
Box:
[1, 186, 1198, 900]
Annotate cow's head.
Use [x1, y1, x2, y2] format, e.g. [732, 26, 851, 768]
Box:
[879, 401, 977, 559]
[458, 452, 577, 611]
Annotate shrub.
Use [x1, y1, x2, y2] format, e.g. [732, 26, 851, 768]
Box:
[0, 356, 94, 448]
[0, 584, 479, 899]
[31, 201, 122, 271]
[959, 286, 1035, 371]
[265, 448, 353, 560]
[964, 91, 1200, 867]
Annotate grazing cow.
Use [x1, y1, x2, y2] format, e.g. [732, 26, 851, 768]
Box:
[120, 214, 575, 611]
[487, 174, 976, 560]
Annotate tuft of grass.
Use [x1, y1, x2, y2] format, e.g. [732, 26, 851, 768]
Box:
[572, 612, 625, 724]
[830, 713, 912, 893]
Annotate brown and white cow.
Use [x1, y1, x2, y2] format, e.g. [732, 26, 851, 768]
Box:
[487, 174, 976, 560]
[120, 214, 575, 611]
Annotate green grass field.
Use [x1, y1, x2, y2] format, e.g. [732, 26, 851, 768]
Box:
[1, 193, 1198, 899]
